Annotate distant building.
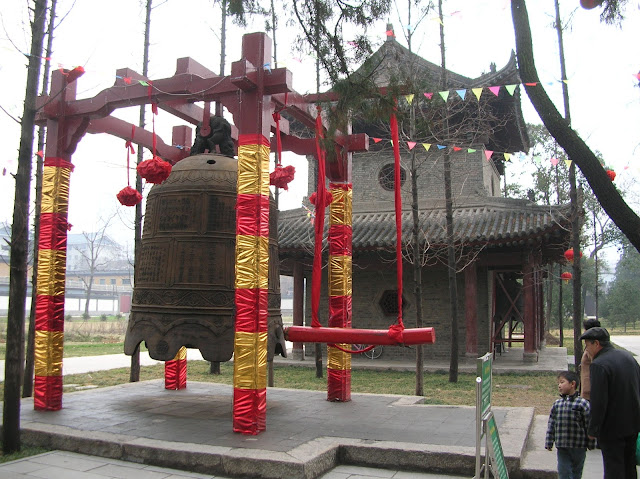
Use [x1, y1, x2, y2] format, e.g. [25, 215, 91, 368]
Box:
[278, 28, 571, 362]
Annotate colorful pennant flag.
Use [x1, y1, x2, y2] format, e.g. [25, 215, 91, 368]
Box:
[456, 89, 467, 100]
[439, 91, 450, 102]
[488, 86, 500, 96]
[550, 157, 559, 166]
[405, 94, 415, 104]
[422, 143, 431, 151]
[472, 88, 483, 100]
[407, 141, 417, 150]
[505, 84, 517, 96]
[484, 150, 494, 161]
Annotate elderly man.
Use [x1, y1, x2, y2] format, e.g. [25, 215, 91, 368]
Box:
[580, 327, 640, 478]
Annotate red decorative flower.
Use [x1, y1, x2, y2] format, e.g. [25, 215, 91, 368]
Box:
[606, 169, 616, 181]
[117, 186, 142, 206]
[270, 165, 296, 190]
[580, 0, 603, 10]
[137, 156, 172, 184]
[309, 190, 333, 207]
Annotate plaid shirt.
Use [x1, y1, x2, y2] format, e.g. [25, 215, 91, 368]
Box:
[545, 392, 594, 449]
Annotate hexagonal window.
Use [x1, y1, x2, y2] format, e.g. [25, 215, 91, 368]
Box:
[379, 289, 409, 316]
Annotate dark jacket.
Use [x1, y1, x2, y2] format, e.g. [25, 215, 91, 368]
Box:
[588, 344, 640, 440]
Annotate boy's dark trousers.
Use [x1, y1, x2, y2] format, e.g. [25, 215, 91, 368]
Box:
[599, 434, 638, 479]
[557, 447, 586, 479]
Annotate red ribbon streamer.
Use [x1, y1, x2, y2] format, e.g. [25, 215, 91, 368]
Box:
[311, 107, 327, 328]
[390, 112, 405, 333]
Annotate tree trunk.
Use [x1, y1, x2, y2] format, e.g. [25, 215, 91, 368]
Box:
[24, 0, 57, 399]
[511, 0, 640, 253]
[131, 0, 153, 383]
[437, 0, 459, 383]
[3, 0, 48, 454]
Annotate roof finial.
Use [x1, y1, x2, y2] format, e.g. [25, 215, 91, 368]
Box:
[385, 23, 395, 41]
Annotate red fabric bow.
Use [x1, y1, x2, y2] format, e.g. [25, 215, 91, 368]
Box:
[269, 164, 296, 190]
[116, 186, 142, 206]
[606, 169, 616, 181]
[137, 156, 172, 184]
[309, 190, 333, 207]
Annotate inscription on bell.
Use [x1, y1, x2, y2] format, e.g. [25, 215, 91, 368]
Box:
[207, 196, 235, 232]
[137, 243, 169, 284]
[158, 196, 198, 231]
[175, 241, 232, 286]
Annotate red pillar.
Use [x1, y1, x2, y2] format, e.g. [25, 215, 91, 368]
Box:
[231, 33, 273, 435]
[464, 263, 478, 357]
[292, 261, 305, 360]
[523, 254, 537, 361]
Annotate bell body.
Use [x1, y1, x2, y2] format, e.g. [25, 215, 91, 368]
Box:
[124, 153, 284, 361]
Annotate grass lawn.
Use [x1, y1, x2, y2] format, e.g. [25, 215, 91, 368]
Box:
[0, 445, 49, 464]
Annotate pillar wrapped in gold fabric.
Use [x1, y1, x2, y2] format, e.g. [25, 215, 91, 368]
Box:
[124, 153, 286, 362]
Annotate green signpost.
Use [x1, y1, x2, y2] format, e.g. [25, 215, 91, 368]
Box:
[487, 413, 508, 479]
[475, 353, 508, 479]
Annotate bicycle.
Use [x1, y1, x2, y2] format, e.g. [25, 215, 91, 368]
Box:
[351, 343, 384, 360]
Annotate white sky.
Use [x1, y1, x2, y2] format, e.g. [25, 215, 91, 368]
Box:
[0, 0, 639, 263]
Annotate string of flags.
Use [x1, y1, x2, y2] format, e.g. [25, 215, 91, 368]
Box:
[371, 135, 581, 170]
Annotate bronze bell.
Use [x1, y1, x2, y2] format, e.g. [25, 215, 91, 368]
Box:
[124, 153, 287, 362]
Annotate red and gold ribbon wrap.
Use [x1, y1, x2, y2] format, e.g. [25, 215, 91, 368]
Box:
[165, 346, 187, 390]
[34, 158, 73, 411]
[233, 135, 270, 434]
[327, 183, 353, 402]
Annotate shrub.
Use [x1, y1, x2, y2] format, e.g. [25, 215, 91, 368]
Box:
[82, 312, 91, 320]
[100, 314, 108, 322]
[65, 314, 73, 321]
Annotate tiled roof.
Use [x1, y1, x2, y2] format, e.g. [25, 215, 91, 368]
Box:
[278, 198, 571, 252]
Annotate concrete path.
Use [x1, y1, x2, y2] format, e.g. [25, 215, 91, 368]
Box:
[610, 335, 640, 363]
[3, 341, 635, 478]
[0, 450, 469, 478]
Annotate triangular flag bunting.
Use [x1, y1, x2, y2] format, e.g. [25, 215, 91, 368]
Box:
[405, 94, 415, 104]
[390, 140, 394, 146]
[488, 86, 500, 96]
[562, 79, 569, 84]
[386, 29, 395, 37]
[373, 137, 382, 143]
[550, 157, 559, 166]
[437, 145, 446, 150]
[456, 89, 467, 100]
[634, 73, 640, 81]
[503, 153, 511, 162]
[453, 146, 462, 152]
[422, 143, 432, 151]
[439, 90, 450, 102]
[505, 84, 517, 95]
[472, 88, 483, 100]
[424, 92, 433, 99]
[534, 156, 541, 164]
[564, 159, 572, 167]
[484, 150, 494, 161]
[468, 148, 476, 153]
[407, 141, 417, 150]
[524, 82, 538, 86]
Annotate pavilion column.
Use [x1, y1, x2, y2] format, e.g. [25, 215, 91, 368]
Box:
[34, 70, 81, 411]
[164, 346, 187, 390]
[464, 262, 478, 357]
[537, 268, 545, 347]
[327, 182, 352, 402]
[232, 33, 272, 434]
[292, 261, 305, 360]
[522, 253, 538, 362]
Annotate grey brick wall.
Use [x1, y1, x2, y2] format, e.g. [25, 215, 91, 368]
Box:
[302, 262, 491, 360]
[307, 148, 501, 207]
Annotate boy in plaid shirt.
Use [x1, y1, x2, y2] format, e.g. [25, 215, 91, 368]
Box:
[545, 371, 594, 479]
